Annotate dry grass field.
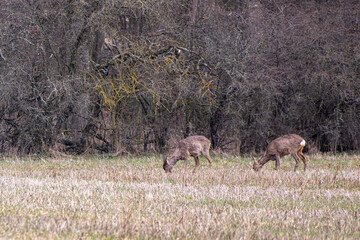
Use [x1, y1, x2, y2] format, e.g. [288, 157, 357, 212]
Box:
[0, 153, 359, 239]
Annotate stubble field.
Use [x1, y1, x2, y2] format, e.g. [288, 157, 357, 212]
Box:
[0, 153, 359, 239]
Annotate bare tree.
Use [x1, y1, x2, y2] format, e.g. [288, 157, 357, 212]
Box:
[1, 0, 360, 154]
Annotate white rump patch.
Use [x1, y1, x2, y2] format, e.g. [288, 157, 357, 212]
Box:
[300, 139, 306, 147]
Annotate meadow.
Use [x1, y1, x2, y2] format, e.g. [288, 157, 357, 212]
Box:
[0, 153, 359, 239]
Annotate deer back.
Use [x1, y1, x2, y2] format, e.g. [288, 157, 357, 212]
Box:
[168, 136, 210, 163]
[266, 134, 305, 156]
[181, 135, 210, 155]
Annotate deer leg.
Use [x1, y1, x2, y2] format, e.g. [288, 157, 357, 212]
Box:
[193, 156, 200, 173]
[183, 157, 190, 172]
[202, 151, 212, 167]
[298, 149, 307, 171]
[275, 155, 281, 170]
[291, 153, 301, 172]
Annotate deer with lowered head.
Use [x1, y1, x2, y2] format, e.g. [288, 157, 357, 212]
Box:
[253, 134, 307, 172]
[163, 135, 212, 173]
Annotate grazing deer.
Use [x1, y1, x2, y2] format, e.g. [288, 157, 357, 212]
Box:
[163, 135, 212, 173]
[253, 134, 307, 172]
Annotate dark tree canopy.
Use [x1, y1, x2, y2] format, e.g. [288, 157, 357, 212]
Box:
[0, 0, 359, 154]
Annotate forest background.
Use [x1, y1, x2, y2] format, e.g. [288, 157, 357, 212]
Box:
[0, 0, 359, 155]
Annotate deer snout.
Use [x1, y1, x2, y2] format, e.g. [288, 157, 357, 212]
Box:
[252, 157, 261, 171]
[163, 158, 173, 173]
[163, 165, 172, 173]
[253, 165, 260, 172]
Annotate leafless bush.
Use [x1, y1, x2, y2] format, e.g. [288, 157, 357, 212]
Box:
[1, 0, 359, 154]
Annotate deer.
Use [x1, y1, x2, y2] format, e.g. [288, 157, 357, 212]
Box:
[253, 134, 307, 172]
[163, 135, 213, 173]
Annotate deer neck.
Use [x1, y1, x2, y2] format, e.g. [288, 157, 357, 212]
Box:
[168, 153, 180, 166]
[258, 153, 271, 166]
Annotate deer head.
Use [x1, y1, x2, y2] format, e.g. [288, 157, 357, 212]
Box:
[252, 156, 262, 172]
[163, 156, 173, 173]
